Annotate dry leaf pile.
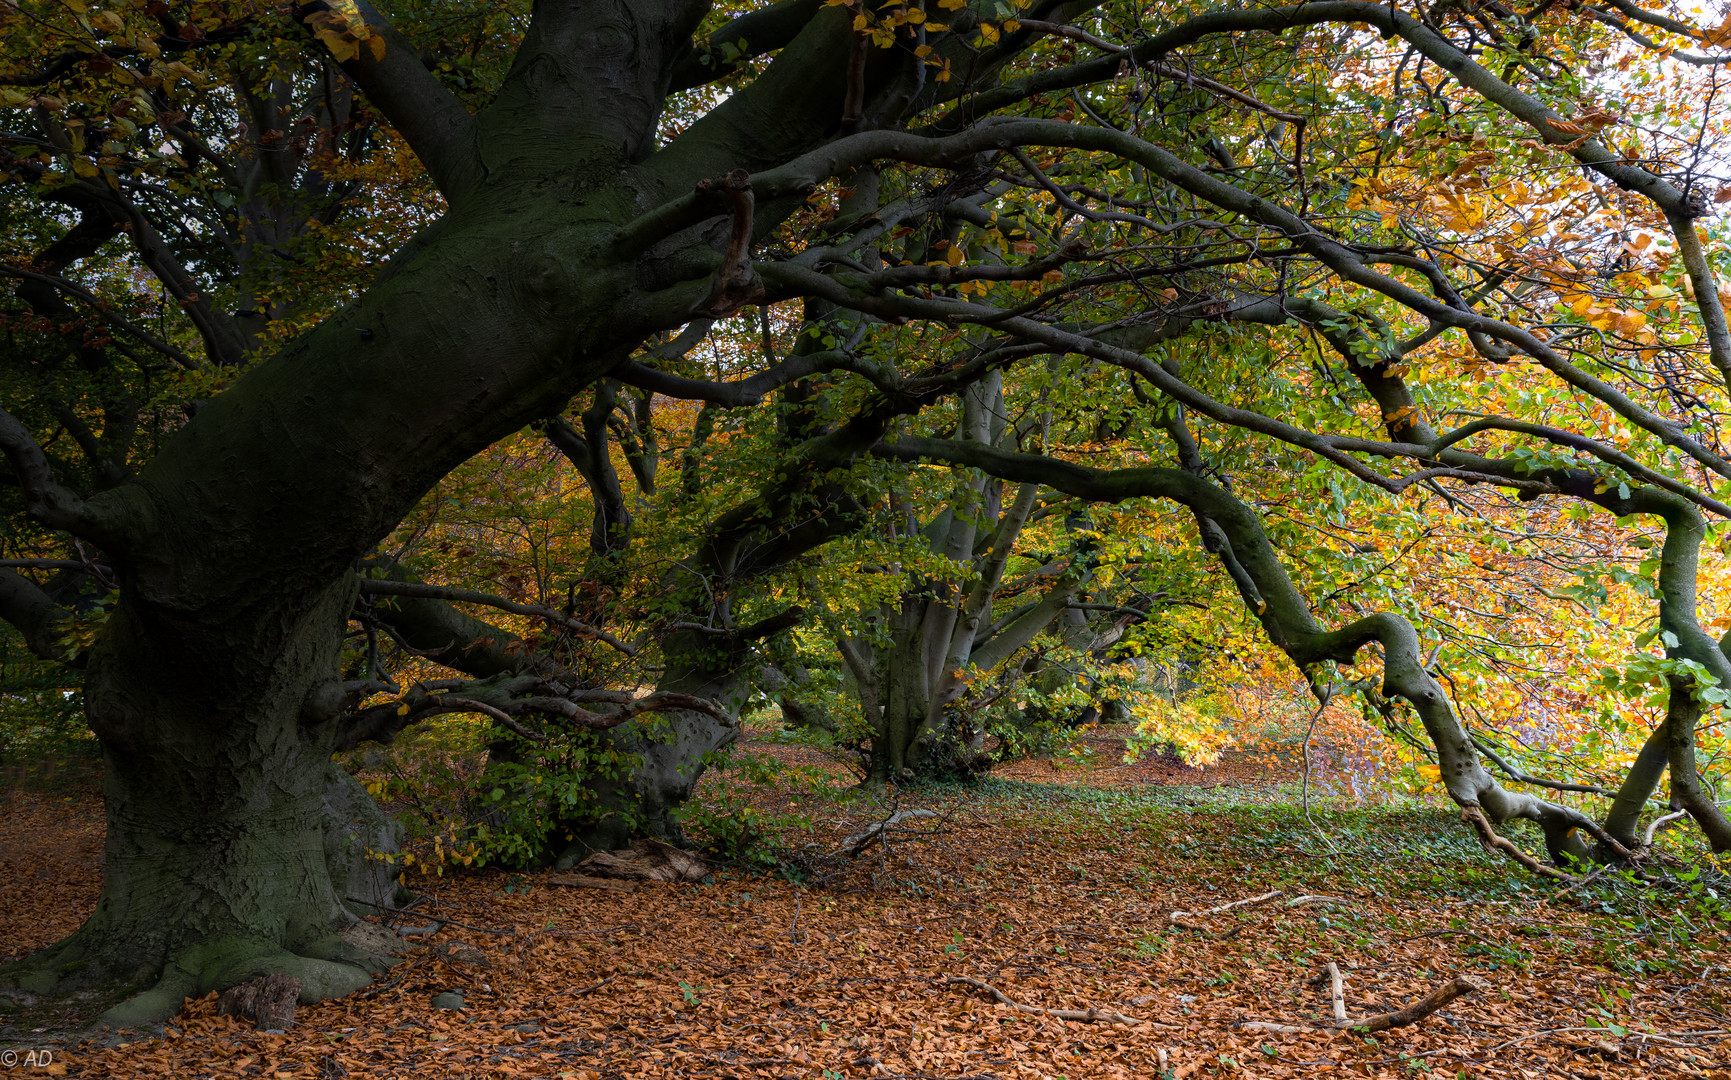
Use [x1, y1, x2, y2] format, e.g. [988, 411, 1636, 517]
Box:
[2, 751, 1728, 1079]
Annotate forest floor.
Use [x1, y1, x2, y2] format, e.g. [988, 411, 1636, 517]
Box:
[1, 726, 1728, 1079]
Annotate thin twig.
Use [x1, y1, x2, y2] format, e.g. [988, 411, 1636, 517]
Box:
[557, 975, 615, 998]
[947, 976, 1146, 1025]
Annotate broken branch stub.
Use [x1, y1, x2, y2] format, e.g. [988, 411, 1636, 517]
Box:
[216, 974, 302, 1031]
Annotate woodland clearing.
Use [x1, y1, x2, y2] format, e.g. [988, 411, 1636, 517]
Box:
[9, 0, 1731, 1036]
[1, 727, 1726, 1080]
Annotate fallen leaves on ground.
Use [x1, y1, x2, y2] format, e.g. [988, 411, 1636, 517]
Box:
[2, 742, 1728, 1079]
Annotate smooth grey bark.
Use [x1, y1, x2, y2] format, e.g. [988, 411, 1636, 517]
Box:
[1604, 723, 1674, 849]
[1663, 674, 1731, 852]
[837, 377, 1090, 781]
[322, 762, 412, 914]
[556, 628, 749, 862]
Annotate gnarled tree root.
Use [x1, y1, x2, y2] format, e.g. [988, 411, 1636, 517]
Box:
[1, 925, 402, 1033]
[1459, 806, 1582, 884]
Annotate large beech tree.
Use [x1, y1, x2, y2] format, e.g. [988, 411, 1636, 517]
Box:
[3, 0, 1730, 1029]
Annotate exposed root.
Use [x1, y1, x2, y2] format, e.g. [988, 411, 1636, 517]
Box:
[1460, 806, 1580, 883]
[4, 926, 395, 1035]
[946, 976, 1150, 1026]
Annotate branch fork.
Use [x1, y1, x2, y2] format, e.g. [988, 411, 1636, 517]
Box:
[696, 169, 763, 317]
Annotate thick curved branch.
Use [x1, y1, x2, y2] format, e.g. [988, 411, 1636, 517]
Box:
[0, 568, 71, 662]
[614, 349, 898, 406]
[295, 2, 482, 203]
[666, 0, 828, 91]
[357, 578, 634, 655]
[0, 408, 135, 549]
[876, 436, 1631, 870]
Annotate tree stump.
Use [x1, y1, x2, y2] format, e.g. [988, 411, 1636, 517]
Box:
[217, 974, 302, 1031]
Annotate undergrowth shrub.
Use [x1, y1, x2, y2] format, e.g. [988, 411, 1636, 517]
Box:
[340, 714, 638, 873]
[682, 745, 838, 876]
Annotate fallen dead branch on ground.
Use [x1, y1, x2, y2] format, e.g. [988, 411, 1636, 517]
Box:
[1170, 888, 1283, 931]
[547, 873, 638, 893]
[831, 808, 940, 858]
[1237, 972, 1487, 1034]
[1321, 961, 1346, 1021]
[561, 837, 708, 883]
[946, 975, 1147, 1026]
[1168, 889, 1352, 932]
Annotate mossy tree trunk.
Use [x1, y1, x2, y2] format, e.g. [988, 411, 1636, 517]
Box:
[0, 0, 900, 1025]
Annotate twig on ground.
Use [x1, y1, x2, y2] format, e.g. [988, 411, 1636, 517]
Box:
[1547, 862, 1617, 904]
[557, 976, 615, 998]
[946, 976, 1146, 1025]
[1237, 974, 1486, 1034]
[358, 951, 434, 999]
[347, 897, 514, 937]
[1170, 889, 1283, 931]
[1481, 1025, 1728, 1053]
[1394, 928, 1498, 946]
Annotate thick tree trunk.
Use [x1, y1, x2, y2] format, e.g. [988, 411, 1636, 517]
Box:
[5, 582, 400, 1028]
[1603, 722, 1673, 848]
[555, 631, 741, 864]
[1664, 675, 1731, 852]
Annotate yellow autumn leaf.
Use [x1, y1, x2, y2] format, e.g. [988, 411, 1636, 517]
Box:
[318, 29, 360, 62]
